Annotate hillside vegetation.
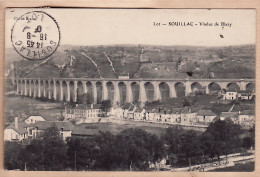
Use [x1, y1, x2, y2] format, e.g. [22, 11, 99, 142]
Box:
[6, 44, 255, 79]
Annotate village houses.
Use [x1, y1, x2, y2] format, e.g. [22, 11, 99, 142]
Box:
[220, 112, 239, 122]
[65, 103, 102, 120]
[238, 110, 255, 127]
[4, 117, 28, 141]
[25, 115, 46, 124]
[223, 88, 238, 100]
[223, 88, 254, 100]
[237, 90, 254, 100]
[32, 121, 74, 141]
[196, 110, 216, 124]
[180, 108, 197, 125]
[133, 107, 146, 121]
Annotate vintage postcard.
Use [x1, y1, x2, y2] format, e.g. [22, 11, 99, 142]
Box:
[3, 8, 255, 172]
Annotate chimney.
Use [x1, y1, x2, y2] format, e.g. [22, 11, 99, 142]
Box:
[239, 111, 241, 115]
[91, 104, 93, 109]
[15, 117, 19, 129]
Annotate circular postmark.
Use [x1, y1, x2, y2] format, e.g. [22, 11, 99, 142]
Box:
[11, 11, 60, 60]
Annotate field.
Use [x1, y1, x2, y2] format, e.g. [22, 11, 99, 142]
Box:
[5, 95, 204, 136]
[209, 162, 254, 172]
[80, 122, 168, 137]
[78, 120, 205, 137]
[4, 95, 64, 125]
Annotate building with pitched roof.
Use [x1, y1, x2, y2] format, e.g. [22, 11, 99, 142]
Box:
[64, 104, 102, 120]
[223, 88, 238, 100]
[71, 127, 100, 138]
[133, 108, 146, 120]
[220, 112, 239, 122]
[4, 117, 28, 141]
[25, 115, 46, 124]
[121, 103, 136, 118]
[32, 121, 74, 140]
[127, 105, 137, 119]
[196, 110, 216, 123]
[180, 107, 197, 124]
[238, 110, 255, 127]
[237, 90, 253, 100]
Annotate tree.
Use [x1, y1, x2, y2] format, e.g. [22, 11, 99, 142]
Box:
[116, 128, 166, 171]
[179, 130, 202, 170]
[201, 118, 242, 164]
[57, 110, 65, 121]
[66, 137, 97, 170]
[168, 154, 178, 167]
[162, 126, 184, 155]
[82, 93, 93, 104]
[183, 98, 191, 107]
[100, 100, 112, 117]
[23, 124, 67, 170]
[147, 134, 166, 168]
[94, 132, 123, 170]
[4, 142, 24, 170]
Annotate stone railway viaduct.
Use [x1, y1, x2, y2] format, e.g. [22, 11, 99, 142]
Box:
[13, 78, 255, 106]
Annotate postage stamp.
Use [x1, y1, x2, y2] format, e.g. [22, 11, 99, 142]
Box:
[11, 11, 60, 60]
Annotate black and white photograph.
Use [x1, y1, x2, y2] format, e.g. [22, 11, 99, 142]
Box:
[4, 8, 255, 172]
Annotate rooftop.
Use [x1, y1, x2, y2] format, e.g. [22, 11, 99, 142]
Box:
[32, 121, 74, 131]
[237, 90, 251, 93]
[220, 112, 239, 118]
[72, 127, 100, 136]
[226, 88, 238, 92]
[135, 107, 144, 113]
[121, 103, 134, 110]
[240, 110, 254, 115]
[197, 110, 216, 116]
[5, 122, 28, 134]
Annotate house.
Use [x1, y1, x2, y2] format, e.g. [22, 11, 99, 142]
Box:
[74, 104, 87, 118]
[169, 108, 182, 123]
[196, 110, 216, 123]
[121, 103, 135, 118]
[134, 108, 146, 120]
[238, 110, 255, 127]
[85, 104, 102, 118]
[180, 108, 197, 124]
[237, 90, 253, 100]
[4, 117, 28, 141]
[113, 107, 124, 118]
[32, 121, 74, 141]
[24, 115, 46, 124]
[220, 112, 239, 122]
[64, 104, 102, 120]
[145, 108, 157, 122]
[71, 127, 100, 138]
[65, 104, 75, 119]
[223, 88, 238, 100]
[159, 109, 172, 123]
[127, 105, 136, 119]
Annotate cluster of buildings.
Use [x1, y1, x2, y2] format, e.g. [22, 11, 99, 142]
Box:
[116, 103, 254, 128]
[5, 89, 254, 143]
[63, 102, 255, 128]
[222, 89, 254, 100]
[65, 104, 102, 120]
[4, 115, 99, 142]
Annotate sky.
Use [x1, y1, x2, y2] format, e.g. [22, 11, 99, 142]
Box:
[5, 8, 256, 47]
